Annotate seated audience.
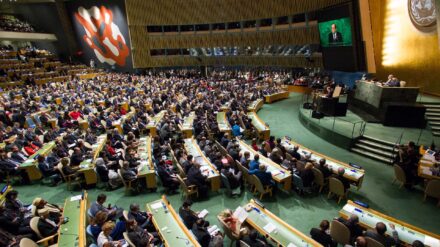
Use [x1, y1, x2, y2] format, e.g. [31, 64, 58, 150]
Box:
[364, 222, 399, 247]
[89, 194, 122, 221]
[310, 220, 337, 247]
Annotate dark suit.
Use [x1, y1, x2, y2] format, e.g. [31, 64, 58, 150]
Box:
[0, 159, 20, 172]
[70, 153, 84, 166]
[338, 218, 363, 242]
[310, 228, 337, 247]
[179, 207, 198, 229]
[364, 229, 398, 247]
[332, 174, 350, 191]
[157, 165, 179, 190]
[38, 161, 56, 177]
[128, 211, 152, 230]
[328, 31, 343, 43]
[192, 224, 211, 247]
[37, 218, 58, 238]
[186, 166, 209, 198]
[11, 151, 28, 163]
[300, 169, 315, 187]
[127, 226, 150, 247]
[249, 170, 273, 187]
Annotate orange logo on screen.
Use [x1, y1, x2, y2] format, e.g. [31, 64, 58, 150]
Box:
[75, 6, 129, 66]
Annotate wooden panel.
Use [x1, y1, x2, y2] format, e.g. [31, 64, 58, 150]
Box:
[126, 0, 347, 25]
[139, 55, 322, 68]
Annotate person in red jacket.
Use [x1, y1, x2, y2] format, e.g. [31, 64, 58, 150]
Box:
[24, 140, 39, 156]
[69, 109, 82, 121]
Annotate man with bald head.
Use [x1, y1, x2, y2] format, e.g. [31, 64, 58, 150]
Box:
[338, 214, 363, 243]
[331, 167, 351, 192]
[364, 222, 399, 247]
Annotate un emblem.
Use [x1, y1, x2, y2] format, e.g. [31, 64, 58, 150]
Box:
[408, 0, 437, 32]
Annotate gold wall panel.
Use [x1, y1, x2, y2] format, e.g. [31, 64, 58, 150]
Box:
[126, 0, 347, 25]
[369, 0, 440, 95]
[143, 28, 319, 49]
[143, 56, 322, 68]
[125, 0, 335, 68]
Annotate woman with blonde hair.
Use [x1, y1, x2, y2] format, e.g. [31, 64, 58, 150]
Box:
[218, 209, 242, 236]
[89, 210, 126, 240]
[97, 221, 124, 247]
[300, 162, 315, 187]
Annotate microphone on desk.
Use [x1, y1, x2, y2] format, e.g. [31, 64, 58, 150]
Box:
[254, 199, 265, 209]
[176, 236, 190, 245]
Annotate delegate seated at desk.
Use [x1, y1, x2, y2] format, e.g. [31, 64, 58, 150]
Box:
[384, 74, 400, 87]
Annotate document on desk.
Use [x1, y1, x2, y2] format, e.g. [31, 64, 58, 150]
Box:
[151, 202, 163, 210]
[208, 225, 220, 236]
[233, 206, 248, 223]
[421, 167, 433, 175]
[263, 222, 276, 233]
[198, 209, 209, 218]
[70, 195, 82, 201]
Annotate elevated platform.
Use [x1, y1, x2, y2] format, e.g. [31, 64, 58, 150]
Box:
[299, 106, 439, 149]
[0, 31, 57, 41]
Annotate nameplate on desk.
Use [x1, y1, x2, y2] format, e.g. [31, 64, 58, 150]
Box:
[150, 202, 162, 210]
[263, 222, 276, 233]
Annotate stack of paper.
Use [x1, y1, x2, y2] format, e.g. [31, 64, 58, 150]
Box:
[208, 225, 220, 236]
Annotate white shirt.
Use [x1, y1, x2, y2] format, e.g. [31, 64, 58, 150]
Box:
[97, 231, 112, 247]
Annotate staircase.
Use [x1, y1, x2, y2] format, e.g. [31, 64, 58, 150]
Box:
[423, 103, 440, 137]
[350, 135, 398, 164]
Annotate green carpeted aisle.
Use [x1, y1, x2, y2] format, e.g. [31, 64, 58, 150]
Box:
[2, 93, 439, 245]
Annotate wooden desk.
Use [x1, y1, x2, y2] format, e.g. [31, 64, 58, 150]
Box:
[48, 118, 57, 129]
[281, 138, 365, 189]
[247, 112, 270, 140]
[55, 97, 62, 105]
[57, 192, 88, 247]
[247, 98, 264, 112]
[418, 153, 439, 180]
[147, 110, 167, 137]
[181, 112, 196, 138]
[238, 140, 292, 192]
[112, 110, 135, 134]
[183, 138, 221, 192]
[112, 120, 123, 134]
[78, 118, 89, 130]
[146, 196, 201, 247]
[19, 142, 56, 181]
[216, 112, 231, 137]
[264, 91, 289, 104]
[339, 200, 440, 246]
[78, 135, 107, 185]
[137, 136, 157, 189]
[244, 199, 322, 247]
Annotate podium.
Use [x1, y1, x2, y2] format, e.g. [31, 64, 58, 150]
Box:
[315, 96, 347, 116]
[352, 80, 422, 125]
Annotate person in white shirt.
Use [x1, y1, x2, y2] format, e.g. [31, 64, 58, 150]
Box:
[97, 221, 123, 247]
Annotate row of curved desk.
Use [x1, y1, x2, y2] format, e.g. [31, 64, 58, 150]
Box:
[183, 138, 221, 192]
[281, 138, 365, 189]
